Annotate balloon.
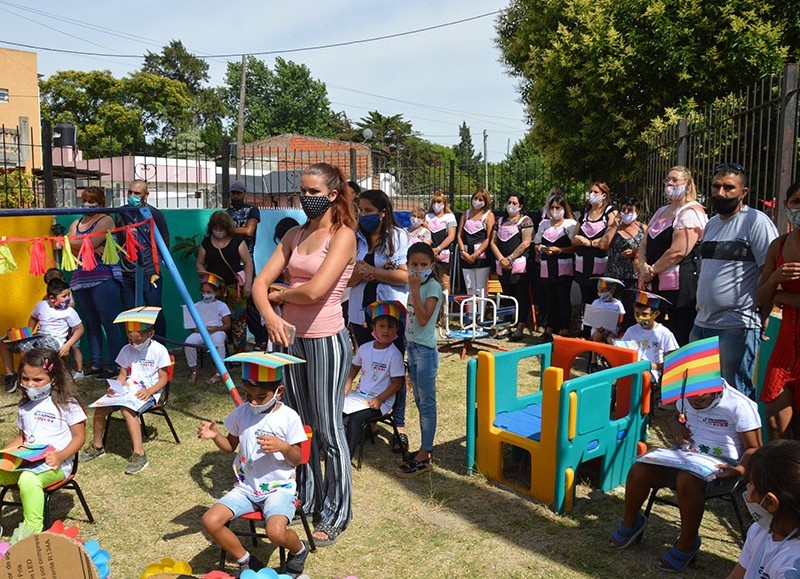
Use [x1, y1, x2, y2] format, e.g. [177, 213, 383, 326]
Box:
[140, 557, 193, 578]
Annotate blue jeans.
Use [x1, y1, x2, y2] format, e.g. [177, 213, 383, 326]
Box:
[121, 274, 166, 339]
[73, 280, 124, 371]
[689, 324, 759, 400]
[406, 341, 438, 451]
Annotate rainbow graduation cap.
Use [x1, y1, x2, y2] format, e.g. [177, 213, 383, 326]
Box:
[365, 300, 407, 322]
[660, 336, 723, 406]
[2, 326, 33, 343]
[591, 277, 625, 292]
[225, 351, 305, 383]
[198, 271, 224, 288]
[113, 306, 161, 332]
[631, 290, 672, 309]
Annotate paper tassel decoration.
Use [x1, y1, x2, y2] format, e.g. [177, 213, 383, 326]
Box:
[148, 219, 161, 275]
[60, 236, 79, 272]
[0, 240, 17, 274]
[77, 235, 97, 271]
[123, 226, 142, 261]
[29, 238, 49, 276]
[101, 230, 120, 265]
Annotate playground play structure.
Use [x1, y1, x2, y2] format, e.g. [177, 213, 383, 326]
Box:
[466, 336, 651, 514]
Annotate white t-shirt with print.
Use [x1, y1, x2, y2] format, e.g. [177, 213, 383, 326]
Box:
[30, 300, 82, 347]
[190, 299, 232, 329]
[18, 395, 86, 476]
[675, 382, 761, 463]
[621, 322, 679, 382]
[738, 523, 800, 578]
[224, 402, 307, 498]
[115, 339, 171, 403]
[349, 341, 405, 415]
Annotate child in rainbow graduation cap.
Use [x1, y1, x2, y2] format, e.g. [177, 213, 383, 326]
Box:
[199, 352, 309, 577]
[609, 374, 761, 571]
[80, 307, 171, 475]
[618, 290, 679, 387]
[343, 300, 406, 459]
[587, 277, 626, 344]
[185, 272, 232, 385]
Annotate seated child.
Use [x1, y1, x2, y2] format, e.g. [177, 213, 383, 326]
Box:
[727, 440, 800, 579]
[185, 272, 231, 384]
[0, 278, 84, 393]
[619, 290, 679, 387]
[80, 307, 170, 475]
[609, 378, 761, 571]
[199, 351, 309, 577]
[587, 277, 625, 344]
[407, 206, 432, 246]
[0, 349, 86, 535]
[343, 301, 406, 459]
[43, 268, 84, 380]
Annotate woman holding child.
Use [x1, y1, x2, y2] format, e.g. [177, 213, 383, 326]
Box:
[252, 162, 356, 546]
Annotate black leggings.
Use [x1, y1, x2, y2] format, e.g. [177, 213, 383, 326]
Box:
[344, 408, 382, 459]
[543, 278, 573, 333]
[499, 278, 531, 326]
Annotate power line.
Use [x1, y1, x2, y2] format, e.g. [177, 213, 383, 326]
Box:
[0, 10, 501, 60]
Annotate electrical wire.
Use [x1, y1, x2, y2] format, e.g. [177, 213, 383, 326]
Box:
[0, 10, 501, 59]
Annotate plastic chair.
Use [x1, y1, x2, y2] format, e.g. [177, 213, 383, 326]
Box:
[102, 356, 180, 446]
[643, 476, 748, 544]
[355, 394, 403, 470]
[219, 425, 317, 569]
[0, 453, 94, 529]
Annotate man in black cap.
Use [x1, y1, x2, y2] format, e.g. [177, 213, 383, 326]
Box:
[226, 180, 268, 349]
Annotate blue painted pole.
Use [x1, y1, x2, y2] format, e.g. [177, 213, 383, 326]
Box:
[138, 207, 242, 406]
[465, 357, 477, 475]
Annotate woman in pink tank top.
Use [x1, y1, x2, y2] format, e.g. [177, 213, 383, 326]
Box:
[252, 162, 356, 544]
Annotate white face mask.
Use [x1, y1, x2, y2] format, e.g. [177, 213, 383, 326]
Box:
[432, 202, 444, 214]
[26, 383, 52, 401]
[620, 212, 637, 225]
[472, 199, 485, 210]
[598, 290, 613, 302]
[132, 337, 151, 352]
[549, 208, 564, 220]
[410, 217, 423, 228]
[743, 491, 773, 531]
[413, 267, 433, 283]
[665, 184, 686, 201]
[202, 293, 216, 303]
[250, 388, 281, 413]
[588, 192, 604, 206]
[212, 229, 227, 239]
[506, 204, 520, 216]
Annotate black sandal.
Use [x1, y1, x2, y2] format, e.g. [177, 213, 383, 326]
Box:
[391, 433, 409, 454]
[312, 523, 342, 547]
[396, 456, 432, 478]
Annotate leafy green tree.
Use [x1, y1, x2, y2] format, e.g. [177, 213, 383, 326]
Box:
[453, 121, 482, 169]
[40, 70, 193, 154]
[224, 56, 337, 141]
[143, 40, 209, 94]
[496, 0, 800, 181]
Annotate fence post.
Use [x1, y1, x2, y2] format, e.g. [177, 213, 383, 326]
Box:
[677, 118, 689, 168]
[349, 147, 357, 183]
[221, 137, 231, 209]
[41, 119, 56, 208]
[448, 159, 455, 207]
[776, 63, 799, 233]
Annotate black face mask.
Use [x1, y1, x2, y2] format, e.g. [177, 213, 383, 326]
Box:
[230, 198, 245, 209]
[711, 195, 741, 216]
[300, 195, 332, 220]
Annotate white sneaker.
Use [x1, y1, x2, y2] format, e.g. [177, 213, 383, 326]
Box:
[72, 371, 85, 381]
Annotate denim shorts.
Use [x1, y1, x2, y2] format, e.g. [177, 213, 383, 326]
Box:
[217, 486, 297, 522]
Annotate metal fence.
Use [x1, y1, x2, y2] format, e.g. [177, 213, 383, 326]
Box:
[631, 63, 799, 230]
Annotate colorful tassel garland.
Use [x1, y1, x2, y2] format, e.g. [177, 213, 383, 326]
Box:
[77, 235, 97, 271]
[123, 226, 142, 262]
[60, 236, 79, 271]
[101, 229, 120, 265]
[148, 219, 161, 275]
[0, 240, 17, 274]
[29, 238, 49, 276]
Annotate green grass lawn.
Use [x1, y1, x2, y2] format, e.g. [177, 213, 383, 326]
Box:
[0, 339, 746, 578]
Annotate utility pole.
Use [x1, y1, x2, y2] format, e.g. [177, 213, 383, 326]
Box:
[236, 54, 247, 180]
[483, 129, 488, 190]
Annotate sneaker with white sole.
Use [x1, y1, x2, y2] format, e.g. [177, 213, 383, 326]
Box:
[4, 374, 17, 394]
[79, 445, 106, 462]
[283, 541, 309, 577]
[124, 452, 149, 475]
[72, 371, 85, 381]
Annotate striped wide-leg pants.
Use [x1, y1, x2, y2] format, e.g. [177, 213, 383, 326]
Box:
[285, 328, 353, 531]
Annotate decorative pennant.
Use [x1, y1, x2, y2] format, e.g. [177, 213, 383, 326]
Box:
[123, 226, 142, 261]
[29, 237, 50, 276]
[77, 235, 98, 271]
[0, 239, 17, 274]
[101, 230, 121, 265]
[60, 236, 79, 272]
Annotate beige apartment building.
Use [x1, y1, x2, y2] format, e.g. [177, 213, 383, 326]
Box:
[0, 47, 41, 171]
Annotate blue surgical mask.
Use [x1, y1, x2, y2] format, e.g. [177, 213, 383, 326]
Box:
[202, 293, 216, 303]
[359, 213, 381, 234]
[127, 195, 143, 208]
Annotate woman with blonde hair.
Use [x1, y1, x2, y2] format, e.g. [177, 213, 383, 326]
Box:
[638, 166, 707, 345]
[425, 190, 457, 293]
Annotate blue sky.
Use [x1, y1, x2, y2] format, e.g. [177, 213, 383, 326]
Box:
[0, 0, 529, 161]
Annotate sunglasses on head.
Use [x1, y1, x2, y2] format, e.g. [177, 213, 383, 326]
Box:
[713, 162, 746, 175]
